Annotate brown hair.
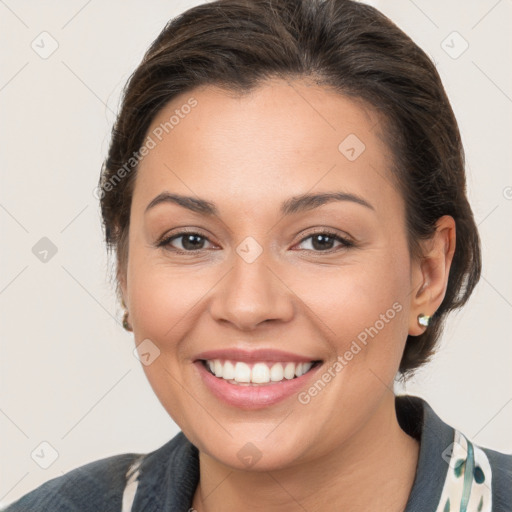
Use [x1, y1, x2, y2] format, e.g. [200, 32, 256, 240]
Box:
[98, 0, 481, 375]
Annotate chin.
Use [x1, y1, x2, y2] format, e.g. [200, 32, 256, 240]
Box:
[189, 423, 316, 473]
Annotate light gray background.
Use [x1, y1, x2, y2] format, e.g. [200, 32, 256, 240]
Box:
[1, 0, 511, 506]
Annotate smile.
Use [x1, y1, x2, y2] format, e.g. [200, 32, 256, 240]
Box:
[193, 349, 324, 409]
[202, 359, 320, 385]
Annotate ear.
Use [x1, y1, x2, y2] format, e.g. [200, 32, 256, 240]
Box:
[408, 215, 456, 336]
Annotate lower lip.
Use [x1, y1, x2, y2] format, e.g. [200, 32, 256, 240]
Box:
[194, 361, 322, 410]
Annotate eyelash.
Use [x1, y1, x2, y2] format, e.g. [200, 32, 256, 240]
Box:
[156, 229, 355, 255]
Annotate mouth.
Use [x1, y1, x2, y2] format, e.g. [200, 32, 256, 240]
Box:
[199, 358, 323, 385]
[192, 350, 324, 409]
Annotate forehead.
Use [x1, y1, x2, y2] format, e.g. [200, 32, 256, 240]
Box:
[133, 79, 399, 215]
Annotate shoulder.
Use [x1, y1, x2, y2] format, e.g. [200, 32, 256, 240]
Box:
[2, 433, 195, 512]
[2, 452, 143, 512]
[478, 443, 512, 510]
[439, 431, 512, 512]
[397, 394, 511, 512]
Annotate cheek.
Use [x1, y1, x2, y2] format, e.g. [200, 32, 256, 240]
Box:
[125, 251, 208, 425]
[294, 248, 411, 371]
[125, 221, 214, 339]
[128, 260, 209, 348]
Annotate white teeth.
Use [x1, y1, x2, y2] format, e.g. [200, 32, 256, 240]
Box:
[284, 362, 296, 380]
[234, 361, 251, 383]
[302, 362, 313, 374]
[251, 363, 270, 384]
[295, 362, 313, 377]
[204, 359, 316, 384]
[214, 359, 223, 378]
[270, 363, 284, 382]
[223, 360, 235, 380]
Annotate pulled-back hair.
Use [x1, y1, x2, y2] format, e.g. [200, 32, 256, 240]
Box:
[98, 0, 481, 375]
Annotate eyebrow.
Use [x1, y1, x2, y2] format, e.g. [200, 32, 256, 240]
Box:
[144, 191, 375, 216]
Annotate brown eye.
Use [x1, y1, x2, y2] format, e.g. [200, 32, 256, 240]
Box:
[158, 232, 214, 252]
[296, 232, 353, 252]
[178, 233, 207, 250]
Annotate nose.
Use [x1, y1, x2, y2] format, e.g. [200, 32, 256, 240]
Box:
[208, 249, 295, 331]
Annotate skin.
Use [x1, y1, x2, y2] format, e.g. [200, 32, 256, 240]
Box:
[120, 78, 456, 511]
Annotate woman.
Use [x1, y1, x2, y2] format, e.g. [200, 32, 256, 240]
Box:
[5, 0, 510, 511]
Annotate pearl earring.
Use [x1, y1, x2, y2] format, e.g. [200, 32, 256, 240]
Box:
[417, 314, 431, 328]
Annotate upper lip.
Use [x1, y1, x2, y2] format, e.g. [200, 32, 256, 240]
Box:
[194, 348, 321, 363]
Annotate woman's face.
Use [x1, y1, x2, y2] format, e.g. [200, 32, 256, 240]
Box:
[123, 79, 423, 470]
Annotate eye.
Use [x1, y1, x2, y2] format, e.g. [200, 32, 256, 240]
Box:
[295, 231, 354, 252]
[157, 229, 354, 254]
[158, 231, 215, 253]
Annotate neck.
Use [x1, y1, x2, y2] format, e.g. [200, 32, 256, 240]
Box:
[192, 393, 419, 512]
